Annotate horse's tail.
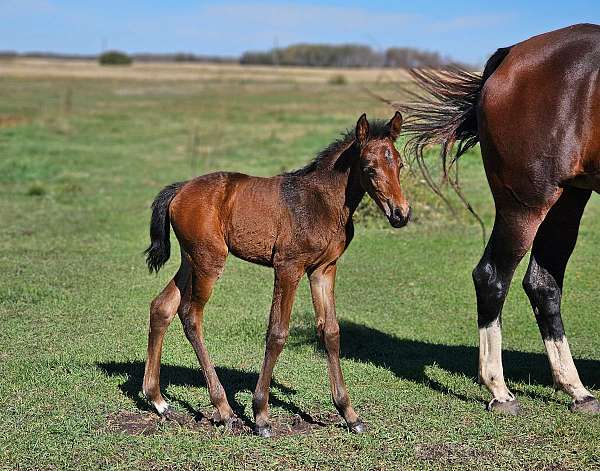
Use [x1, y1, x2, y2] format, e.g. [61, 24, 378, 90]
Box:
[144, 181, 186, 273]
[395, 47, 511, 232]
[398, 47, 511, 184]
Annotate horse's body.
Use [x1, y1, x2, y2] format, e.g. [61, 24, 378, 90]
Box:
[401, 23, 600, 413]
[142, 113, 410, 436]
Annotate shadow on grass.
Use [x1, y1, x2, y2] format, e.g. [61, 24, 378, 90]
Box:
[96, 361, 324, 427]
[98, 321, 600, 421]
[336, 320, 600, 404]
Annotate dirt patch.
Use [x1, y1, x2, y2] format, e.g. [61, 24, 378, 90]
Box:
[105, 410, 170, 436]
[415, 443, 487, 465]
[104, 409, 341, 437]
[271, 412, 341, 437]
[0, 115, 29, 128]
[541, 464, 574, 471]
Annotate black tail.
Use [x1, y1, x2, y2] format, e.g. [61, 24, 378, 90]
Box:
[144, 181, 186, 273]
[395, 48, 511, 234]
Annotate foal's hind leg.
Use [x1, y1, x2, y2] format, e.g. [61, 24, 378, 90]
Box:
[180, 248, 237, 425]
[473, 196, 559, 414]
[522, 187, 599, 413]
[143, 261, 190, 414]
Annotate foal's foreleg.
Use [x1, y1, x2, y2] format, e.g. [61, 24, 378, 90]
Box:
[522, 188, 599, 413]
[474, 204, 553, 414]
[143, 262, 190, 414]
[309, 264, 363, 433]
[252, 264, 303, 437]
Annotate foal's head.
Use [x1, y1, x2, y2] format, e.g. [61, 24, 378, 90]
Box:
[355, 112, 411, 228]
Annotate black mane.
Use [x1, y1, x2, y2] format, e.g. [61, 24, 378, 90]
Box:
[283, 119, 391, 177]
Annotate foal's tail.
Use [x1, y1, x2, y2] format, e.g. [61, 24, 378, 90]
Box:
[395, 47, 511, 233]
[144, 181, 186, 273]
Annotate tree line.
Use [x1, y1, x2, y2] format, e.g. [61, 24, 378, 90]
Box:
[240, 44, 470, 69]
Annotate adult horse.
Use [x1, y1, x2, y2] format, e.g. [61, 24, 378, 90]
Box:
[142, 113, 410, 436]
[399, 23, 600, 414]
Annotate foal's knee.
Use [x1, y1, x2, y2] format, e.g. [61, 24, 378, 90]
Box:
[323, 324, 340, 349]
[472, 259, 508, 326]
[267, 328, 289, 350]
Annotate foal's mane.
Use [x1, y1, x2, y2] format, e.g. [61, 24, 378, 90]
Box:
[284, 119, 391, 177]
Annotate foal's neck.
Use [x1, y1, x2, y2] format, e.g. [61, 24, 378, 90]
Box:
[311, 142, 366, 223]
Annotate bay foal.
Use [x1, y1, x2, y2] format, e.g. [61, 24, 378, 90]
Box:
[400, 24, 600, 414]
[142, 112, 410, 436]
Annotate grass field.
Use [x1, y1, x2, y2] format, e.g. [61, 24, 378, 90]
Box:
[0, 61, 598, 470]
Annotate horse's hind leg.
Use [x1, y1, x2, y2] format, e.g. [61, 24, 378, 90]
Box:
[143, 260, 190, 414]
[180, 247, 236, 425]
[473, 194, 560, 414]
[522, 187, 599, 413]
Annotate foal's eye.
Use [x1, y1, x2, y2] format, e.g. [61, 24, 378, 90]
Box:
[385, 149, 392, 161]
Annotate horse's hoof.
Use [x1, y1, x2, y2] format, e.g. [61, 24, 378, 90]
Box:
[348, 419, 366, 434]
[254, 425, 273, 438]
[488, 398, 520, 415]
[570, 396, 600, 414]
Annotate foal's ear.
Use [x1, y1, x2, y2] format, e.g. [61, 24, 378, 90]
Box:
[387, 111, 403, 141]
[355, 113, 370, 147]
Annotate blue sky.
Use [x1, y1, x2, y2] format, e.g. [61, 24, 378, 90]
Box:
[2, 0, 599, 64]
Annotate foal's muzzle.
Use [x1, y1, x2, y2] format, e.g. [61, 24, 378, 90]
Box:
[388, 206, 411, 228]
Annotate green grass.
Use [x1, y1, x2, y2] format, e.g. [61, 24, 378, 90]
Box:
[0, 75, 598, 470]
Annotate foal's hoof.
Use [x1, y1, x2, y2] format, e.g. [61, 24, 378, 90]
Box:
[254, 425, 273, 438]
[570, 396, 600, 414]
[488, 398, 520, 415]
[348, 419, 366, 434]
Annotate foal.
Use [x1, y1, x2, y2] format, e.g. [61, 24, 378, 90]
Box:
[142, 112, 410, 436]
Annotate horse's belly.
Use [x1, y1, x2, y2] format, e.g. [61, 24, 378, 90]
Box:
[227, 227, 277, 266]
[226, 206, 280, 266]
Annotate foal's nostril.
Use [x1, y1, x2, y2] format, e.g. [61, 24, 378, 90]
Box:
[393, 207, 403, 219]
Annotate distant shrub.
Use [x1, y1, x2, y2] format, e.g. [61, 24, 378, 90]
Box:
[328, 74, 347, 85]
[99, 50, 132, 66]
[27, 183, 46, 196]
